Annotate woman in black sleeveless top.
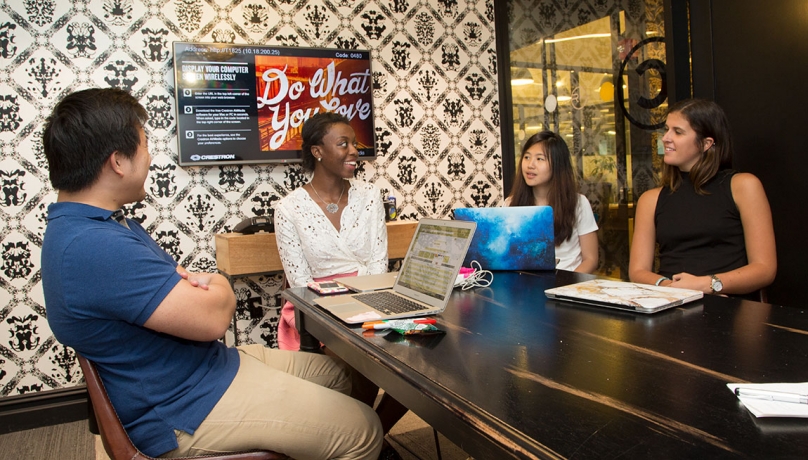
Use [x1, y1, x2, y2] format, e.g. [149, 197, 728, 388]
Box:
[629, 99, 776, 298]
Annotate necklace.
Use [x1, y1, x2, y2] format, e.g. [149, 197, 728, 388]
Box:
[310, 180, 345, 214]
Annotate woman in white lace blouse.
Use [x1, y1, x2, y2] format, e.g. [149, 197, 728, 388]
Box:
[274, 112, 388, 350]
[274, 113, 407, 456]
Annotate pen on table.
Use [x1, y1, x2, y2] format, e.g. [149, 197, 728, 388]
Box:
[735, 388, 808, 404]
[361, 318, 437, 330]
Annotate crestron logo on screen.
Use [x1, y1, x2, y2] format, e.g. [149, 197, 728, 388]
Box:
[255, 58, 372, 150]
[189, 154, 236, 162]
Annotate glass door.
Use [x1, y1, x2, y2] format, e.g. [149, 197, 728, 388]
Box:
[501, 0, 668, 278]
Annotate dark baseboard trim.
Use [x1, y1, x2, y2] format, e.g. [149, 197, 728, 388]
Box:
[0, 386, 89, 434]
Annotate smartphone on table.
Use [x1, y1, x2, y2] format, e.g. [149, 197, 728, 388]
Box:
[307, 281, 350, 295]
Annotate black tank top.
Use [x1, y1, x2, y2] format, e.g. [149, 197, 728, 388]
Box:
[655, 170, 747, 279]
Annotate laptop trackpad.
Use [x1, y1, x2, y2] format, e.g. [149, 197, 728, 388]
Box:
[315, 297, 383, 322]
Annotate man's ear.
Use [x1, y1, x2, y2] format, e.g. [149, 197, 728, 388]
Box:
[702, 137, 715, 152]
[108, 151, 125, 176]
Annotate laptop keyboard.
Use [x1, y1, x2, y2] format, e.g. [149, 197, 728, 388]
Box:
[353, 291, 425, 315]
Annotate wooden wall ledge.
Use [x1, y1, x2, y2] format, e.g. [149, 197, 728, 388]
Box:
[215, 220, 418, 277]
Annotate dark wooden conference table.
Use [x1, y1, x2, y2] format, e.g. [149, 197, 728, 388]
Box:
[282, 270, 808, 459]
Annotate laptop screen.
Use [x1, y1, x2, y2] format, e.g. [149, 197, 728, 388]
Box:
[396, 221, 474, 301]
[453, 206, 555, 270]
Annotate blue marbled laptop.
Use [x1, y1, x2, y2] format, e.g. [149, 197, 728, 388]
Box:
[453, 206, 555, 271]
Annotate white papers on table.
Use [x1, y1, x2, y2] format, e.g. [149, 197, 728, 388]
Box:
[728, 382, 808, 418]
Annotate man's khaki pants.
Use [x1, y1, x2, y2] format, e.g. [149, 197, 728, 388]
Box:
[162, 344, 383, 460]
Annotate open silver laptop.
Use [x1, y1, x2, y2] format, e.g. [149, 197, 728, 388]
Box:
[544, 279, 703, 314]
[315, 219, 476, 324]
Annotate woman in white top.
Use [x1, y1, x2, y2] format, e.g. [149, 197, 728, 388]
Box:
[275, 112, 387, 347]
[274, 113, 406, 454]
[506, 131, 599, 273]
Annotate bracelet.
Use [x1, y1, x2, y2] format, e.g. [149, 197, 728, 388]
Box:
[655, 276, 670, 286]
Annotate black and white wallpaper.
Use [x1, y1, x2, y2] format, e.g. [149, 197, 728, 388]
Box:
[0, 0, 501, 396]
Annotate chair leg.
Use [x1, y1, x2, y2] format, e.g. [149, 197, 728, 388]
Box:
[433, 428, 442, 460]
[87, 391, 100, 435]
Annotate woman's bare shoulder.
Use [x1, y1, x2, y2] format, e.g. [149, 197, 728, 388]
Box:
[638, 186, 662, 202]
[731, 172, 768, 204]
[731, 172, 764, 189]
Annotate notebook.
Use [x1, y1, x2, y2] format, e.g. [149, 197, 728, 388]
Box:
[452, 206, 555, 270]
[314, 218, 476, 324]
[334, 272, 398, 292]
[544, 279, 703, 314]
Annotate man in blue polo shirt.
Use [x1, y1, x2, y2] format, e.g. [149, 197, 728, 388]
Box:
[40, 88, 382, 459]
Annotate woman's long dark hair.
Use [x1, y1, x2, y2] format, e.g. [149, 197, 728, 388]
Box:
[508, 131, 578, 243]
[661, 98, 734, 194]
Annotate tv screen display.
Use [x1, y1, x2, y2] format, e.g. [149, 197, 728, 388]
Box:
[173, 42, 375, 166]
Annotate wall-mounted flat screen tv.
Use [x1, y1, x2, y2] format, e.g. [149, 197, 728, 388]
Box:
[173, 42, 375, 166]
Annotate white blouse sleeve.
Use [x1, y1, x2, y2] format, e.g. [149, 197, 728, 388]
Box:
[274, 199, 314, 288]
[366, 189, 388, 275]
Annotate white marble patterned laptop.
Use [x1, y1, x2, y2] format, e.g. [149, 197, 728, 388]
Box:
[544, 279, 703, 314]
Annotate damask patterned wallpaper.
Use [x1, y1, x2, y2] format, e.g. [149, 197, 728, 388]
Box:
[0, 0, 501, 396]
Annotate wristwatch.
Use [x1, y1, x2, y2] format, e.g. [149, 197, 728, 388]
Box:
[710, 275, 723, 294]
